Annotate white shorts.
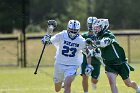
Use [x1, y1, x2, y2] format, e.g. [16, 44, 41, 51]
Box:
[54, 63, 79, 83]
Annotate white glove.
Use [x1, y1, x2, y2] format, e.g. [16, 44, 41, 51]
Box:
[94, 49, 106, 67]
[85, 64, 94, 76]
[94, 49, 102, 59]
[41, 34, 51, 44]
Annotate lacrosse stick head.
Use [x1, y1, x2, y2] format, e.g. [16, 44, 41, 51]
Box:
[47, 20, 57, 35]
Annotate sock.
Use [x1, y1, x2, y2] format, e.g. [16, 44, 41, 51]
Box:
[92, 83, 97, 90]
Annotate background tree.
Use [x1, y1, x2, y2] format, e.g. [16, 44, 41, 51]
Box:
[30, 0, 87, 30]
[0, 0, 140, 33]
[94, 0, 140, 29]
[0, 0, 29, 33]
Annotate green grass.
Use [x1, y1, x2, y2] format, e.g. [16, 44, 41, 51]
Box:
[0, 64, 140, 93]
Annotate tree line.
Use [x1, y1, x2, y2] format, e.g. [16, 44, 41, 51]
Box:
[0, 0, 140, 33]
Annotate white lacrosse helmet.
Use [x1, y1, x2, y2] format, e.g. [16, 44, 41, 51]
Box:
[87, 17, 97, 31]
[93, 18, 109, 34]
[67, 20, 80, 39]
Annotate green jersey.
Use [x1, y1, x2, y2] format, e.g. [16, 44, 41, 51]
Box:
[82, 31, 101, 65]
[96, 30, 127, 65]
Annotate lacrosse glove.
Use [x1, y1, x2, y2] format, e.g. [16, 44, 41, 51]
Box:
[86, 38, 93, 45]
[41, 34, 51, 44]
[85, 64, 94, 76]
[94, 48, 102, 59]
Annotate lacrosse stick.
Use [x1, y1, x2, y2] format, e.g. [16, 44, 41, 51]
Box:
[97, 56, 106, 67]
[34, 20, 57, 75]
[88, 41, 106, 67]
[94, 46, 106, 67]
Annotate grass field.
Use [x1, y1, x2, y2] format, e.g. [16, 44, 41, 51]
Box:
[0, 64, 140, 93]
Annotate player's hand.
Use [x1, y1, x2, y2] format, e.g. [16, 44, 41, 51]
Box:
[86, 38, 97, 49]
[41, 34, 51, 44]
[85, 64, 94, 76]
[94, 48, 102, 59]
[86, 38, 93, 45]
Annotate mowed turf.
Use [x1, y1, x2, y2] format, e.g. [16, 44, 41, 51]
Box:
[0, 64, 140, 93]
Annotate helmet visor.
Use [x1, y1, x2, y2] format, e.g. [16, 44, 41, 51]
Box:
[87, 23, 94, 31]
[68, 28, 79, 34]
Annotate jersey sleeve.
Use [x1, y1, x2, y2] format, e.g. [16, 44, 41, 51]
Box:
[81, 32, 88, 39]
[96, 37, 112, 48]
[96, 31, 116, 48]
[81, 36, 87, 49]
[50, 32, 61, 44]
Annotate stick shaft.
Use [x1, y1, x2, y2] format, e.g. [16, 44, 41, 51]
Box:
[34, 43, 47, 74]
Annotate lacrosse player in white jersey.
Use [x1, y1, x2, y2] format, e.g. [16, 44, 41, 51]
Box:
[42, 20, 93, 93]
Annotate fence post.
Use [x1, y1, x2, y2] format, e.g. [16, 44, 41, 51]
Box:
[127, 35, 131, 63]
[17, 38, 19, 66]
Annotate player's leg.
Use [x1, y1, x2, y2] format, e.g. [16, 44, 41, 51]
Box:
[105, 64, 119, 93]
[123, 78, 139, 90]
[82, 74, 89, 93]
[81, 58, 89, 93]
[63, 65, 79, 93]
[91, 64, 101, 90]
[120, 63, 140, 93]
[106, 72, 118, 93]
[54, 63, 64, 92]
[64, 75, 75, 93]
[91, 78, 97, 90]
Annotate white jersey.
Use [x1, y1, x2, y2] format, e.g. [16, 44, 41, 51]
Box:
[50, 30, 86, 66]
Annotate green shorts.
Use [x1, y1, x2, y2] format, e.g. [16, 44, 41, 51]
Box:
[105, 63, 130, 80]
[81, 62, 101, 79]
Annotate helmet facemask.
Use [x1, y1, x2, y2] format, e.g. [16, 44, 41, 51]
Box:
[87, 23, 94, 32]
[87, 17, 97, 32]
[93, 19, 109, 35]
[67, 20, 80, 40]
[68, 28, 79, 39]
[93, 25, 102, 34]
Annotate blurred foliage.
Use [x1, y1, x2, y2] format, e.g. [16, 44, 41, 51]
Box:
[0, 0, 140, 33]
[30, 0, 87, 31]
[94, 0, 140, 29]
[0, 0, 22, 33]
[26, 24, 42, 33]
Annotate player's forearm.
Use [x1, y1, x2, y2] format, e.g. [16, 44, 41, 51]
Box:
[95, 37, 112, 48]
[86, 55, 92, 65]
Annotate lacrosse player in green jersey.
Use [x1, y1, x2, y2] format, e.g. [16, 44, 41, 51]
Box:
[92, 18, 140, 93]
[81, 17, 102, 93]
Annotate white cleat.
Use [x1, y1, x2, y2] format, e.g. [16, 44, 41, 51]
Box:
[136, 86, 140, 93]
[61, 82, 64, 88]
